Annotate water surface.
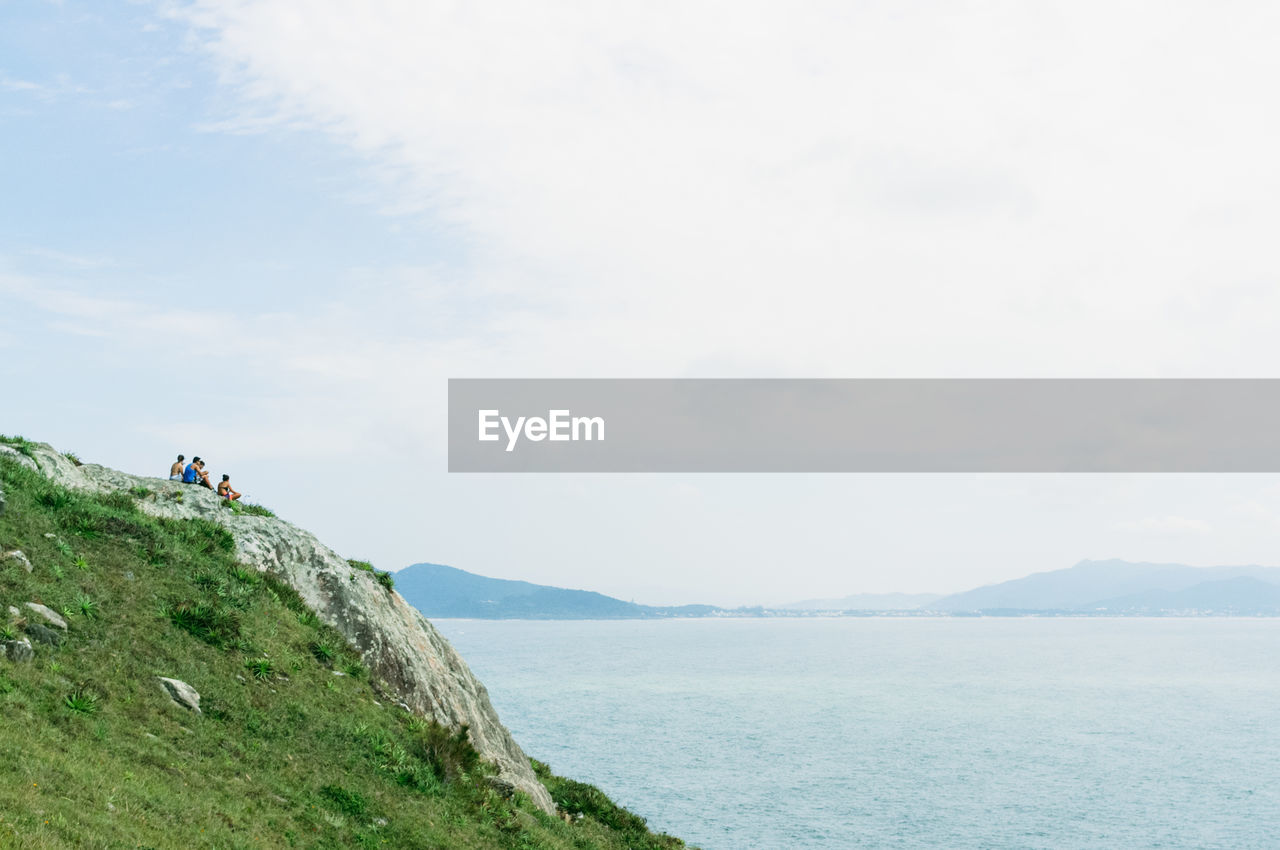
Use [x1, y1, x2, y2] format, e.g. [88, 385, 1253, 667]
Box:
[434, 618, 1280, 849]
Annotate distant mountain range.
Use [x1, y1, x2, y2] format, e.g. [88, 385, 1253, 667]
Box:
[397, 559, 1280, 619]
[930, 559, 1280, 614]
[395, 564, 720, 619]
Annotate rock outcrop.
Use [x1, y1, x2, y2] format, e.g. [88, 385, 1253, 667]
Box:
[157, 677, 203, 714]
[25, 602, 67, 630]
[10, 441, 554, 813]
[0, 637, 34, 663]
[1, 549, 32, 573]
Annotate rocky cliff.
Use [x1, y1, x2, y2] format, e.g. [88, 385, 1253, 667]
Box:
[0, 440, 554, 813]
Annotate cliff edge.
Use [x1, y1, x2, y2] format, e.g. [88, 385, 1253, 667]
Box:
[0, 440, 553, 813]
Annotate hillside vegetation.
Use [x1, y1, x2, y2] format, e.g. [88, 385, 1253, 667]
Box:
[0, 441, 687, 850]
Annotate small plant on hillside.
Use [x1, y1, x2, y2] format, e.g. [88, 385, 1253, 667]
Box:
[50, 563, 65, 580]
[229, 567, 260, 586]
[309, 641, 335, 664]
[63, 451, 82, 466]
[0, 625, 16, 640]
[56, 541, 73, 556]
[170, 488, 184, 503]
[130, 486, 153, 499]
[76, 593, 98, 619]
[342, 659, 366, 679]
[347, 559, 374, 572]
[320, 784, 368, 819]
[375, 570, 395, 592]
[64, 689, 100, 715]
[239, 502, 275, 518]
[166, 601, 241, 649]
[297, 611, 318, 628]
[73, 556, 89, 571]
[246, 658, 274, 681]
[37, 489, 76, 511]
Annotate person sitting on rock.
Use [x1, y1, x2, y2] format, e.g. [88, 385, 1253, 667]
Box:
[169, 454, 185, 480]
[217, 474, 241, 501]
[182, 456, 202, 484]
[194, 459, 214, 489]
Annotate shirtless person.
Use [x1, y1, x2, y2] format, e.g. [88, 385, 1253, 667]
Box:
[169, 454, 185, 480]
[217, 474, 242, 501]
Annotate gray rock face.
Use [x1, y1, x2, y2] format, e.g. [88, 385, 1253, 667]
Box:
[25, 623, 63, 647]
[16, 441, 554, 812]
[157, 677, 202, 714]
[0, 638, 34, 663]
[0, 445, 37, 471]
[2, 550, 33, 574]
[25, 602, 67, 630]
[0, 483, 5, 516]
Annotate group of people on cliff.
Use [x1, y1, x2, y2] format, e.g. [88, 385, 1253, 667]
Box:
[168, 454, 241, 501]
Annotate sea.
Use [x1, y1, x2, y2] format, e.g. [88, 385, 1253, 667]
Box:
[432, 617, 1280, 850]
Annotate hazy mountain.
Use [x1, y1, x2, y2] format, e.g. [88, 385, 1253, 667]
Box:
[778, 592, 942, 611]
[1087, 577, 1280, 614]
[931, 559, 1280, 612]
[396, 563, 721, 619]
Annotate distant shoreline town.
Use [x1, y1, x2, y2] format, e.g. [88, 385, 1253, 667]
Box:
[397, 559, 1280, 620]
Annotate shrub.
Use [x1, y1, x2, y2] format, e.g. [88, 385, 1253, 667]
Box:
[320, 784, 368, 819]
[239, 503, 275, 518]
[37, 489, 77, 511]
[64, 689, 100, 715]
[309, 642, 335, 664]
[415, 722, 480, 783]
[166, 602, 241, 649]
[246, 658, 274, 681]
[63, 451, 82, 466]
[130, 486, 153, 499]
[375, 570, 395, 592]
[76, 593, 98, 619]
[347, 559, 374, 572]
[550, 777, 650, 834]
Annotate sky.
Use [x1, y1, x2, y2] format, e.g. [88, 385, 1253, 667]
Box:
[3, 1, 1280, 606]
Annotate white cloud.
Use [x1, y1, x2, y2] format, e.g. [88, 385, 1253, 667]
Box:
[178, 0, 1280, 379]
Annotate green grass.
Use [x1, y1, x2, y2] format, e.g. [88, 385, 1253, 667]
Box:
[220, 500, 277, 518]
[0, 454, 688, 850]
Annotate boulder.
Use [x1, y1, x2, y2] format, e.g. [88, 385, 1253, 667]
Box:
[157, 677, 202, 714]
[0, 638, 34, 663]
[25, 623, 63, 647]
[25, 602, 67, 630]
[2, 550, 33, 574]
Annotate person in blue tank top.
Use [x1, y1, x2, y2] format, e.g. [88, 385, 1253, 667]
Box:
[183, 457, 201, 484]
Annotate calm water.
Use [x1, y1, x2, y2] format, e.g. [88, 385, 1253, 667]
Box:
[432, 618, 1280, 849]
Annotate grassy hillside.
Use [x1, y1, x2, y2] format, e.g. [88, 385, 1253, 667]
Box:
[0, 443, 687, 850]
